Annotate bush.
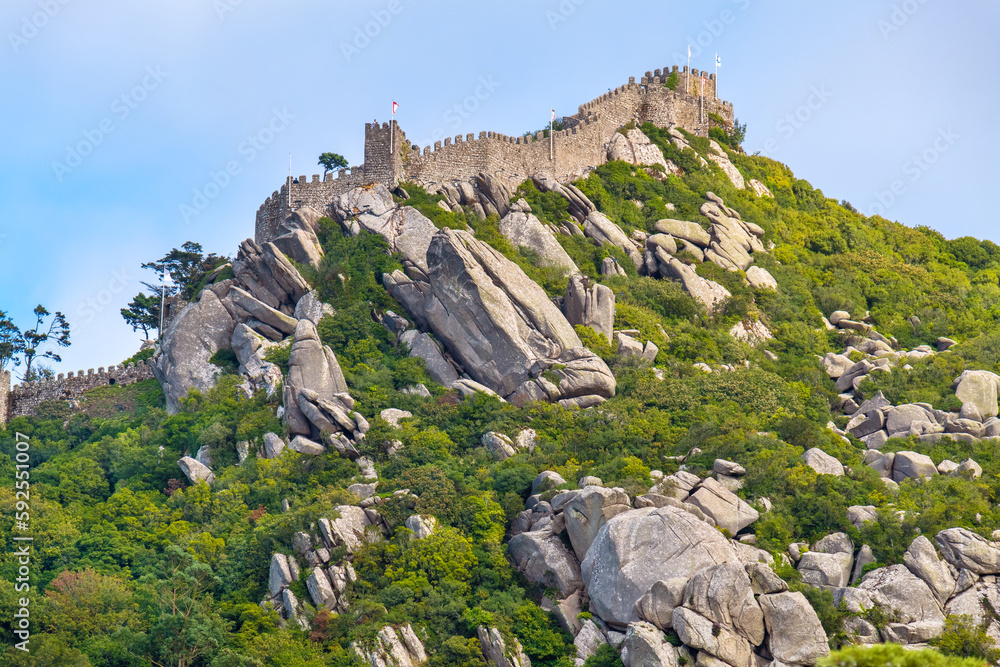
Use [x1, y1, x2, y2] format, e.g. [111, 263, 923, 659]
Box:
[819, 643, 988, 666]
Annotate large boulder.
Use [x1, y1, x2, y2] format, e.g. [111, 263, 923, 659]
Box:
[892, 451, 938, 483]
[353, 624, 427, 667]
[287, 319, 348, 397]
[477, 625, 531, 667]
[682, 562, 765, 645]
[333, 185, 438, 270]
[319, 506, 378, 554]
[271, 227, 323, 270]
[563, 276, 615, 342]
[231, 239, 311, 313]
[671, 607, 753, 667]
[398, 329, 460, 386]
[659, 257, 731, 313]
[583, 211, 643, 270]
[801, 448, 844, 476]
[499, 201, 578, 276]
[904, 535, 956, 605]
[857, 565, 945, 628]
[178, 456, 214, 485]
[686, 478, 759, 535]
[935, 528, 1000, 574]
[607, 128, 671, 172]
[797, 551, 852, 589]
[152, 290, 237, 414]
[886, 404, 936, 436]
[759, 592, 830, 665]
[654, 219, 711, 247]
[573, 619, 608, 664]
[635, 578, 689, 630]
[508, 528, 583, 597]
[384, 229, 615, 406]
[581, 506, 738, 627]
[564, 486, 632, 561]
[945, 582, 1000, 644]
[954, 370, 1000, 419]
[745, 266, 777, 291]
[706, 143, 746, 190]
[622, 621, 680, 667]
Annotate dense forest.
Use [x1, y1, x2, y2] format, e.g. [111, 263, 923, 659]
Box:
[3, 121, 1000, 667]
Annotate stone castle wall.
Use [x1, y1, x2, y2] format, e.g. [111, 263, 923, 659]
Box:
[1, 359, 156, 423]
[255, 65, 735, 244]
[0, 371, 8, 426]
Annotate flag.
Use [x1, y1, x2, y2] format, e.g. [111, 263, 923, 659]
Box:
[716, 54, 721, 68]
[392, 101, 398, 114]
[551, 109, 556, 122]
[688, 44, 691, 58]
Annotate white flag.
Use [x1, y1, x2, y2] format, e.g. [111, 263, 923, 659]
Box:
[716, 54, 721, 68]
[688, 44, 691, 58]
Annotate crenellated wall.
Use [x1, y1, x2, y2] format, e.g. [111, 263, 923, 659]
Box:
[1, 359, 156, 423]
[255, 65, 736, 244]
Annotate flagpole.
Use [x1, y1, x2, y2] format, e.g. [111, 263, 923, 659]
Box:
[550, 110, 554, 162]
[287, 153, 291, 208]
[715, 54, 720, 102]
[390, 104, 394, 158]
[687, 45, 691, 94]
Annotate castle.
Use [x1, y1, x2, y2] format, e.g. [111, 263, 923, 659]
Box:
[256, 66, 733, 243]
[0, 65, 732, 425]
[0, 361, 155, 424]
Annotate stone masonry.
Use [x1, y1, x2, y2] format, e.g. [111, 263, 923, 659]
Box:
[0, 359, 156, 424]
[255, 65, 734, 244]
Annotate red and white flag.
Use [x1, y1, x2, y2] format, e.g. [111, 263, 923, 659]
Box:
[551, 108, 556, 122]
[392, 101, 399, 114]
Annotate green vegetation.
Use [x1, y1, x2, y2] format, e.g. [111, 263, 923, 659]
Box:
[664, 71, 679, 91]
[819, 643, 989, 666]
[7, 120, 1000, 665]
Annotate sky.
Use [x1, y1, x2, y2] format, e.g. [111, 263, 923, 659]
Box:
[0, 0, 996, 382]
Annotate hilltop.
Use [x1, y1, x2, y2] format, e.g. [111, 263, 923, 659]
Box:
[3, 66, 1000, 667]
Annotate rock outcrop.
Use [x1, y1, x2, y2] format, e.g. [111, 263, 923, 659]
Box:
[581, 506, 737, 627]
[385, 228, 615, 407]
[563, 276, 615, 343]
[499, 199, 578, 276]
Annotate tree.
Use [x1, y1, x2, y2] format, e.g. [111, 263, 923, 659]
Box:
[129, 545, 228, 667]
[120, 293, 161, 338]
[20, 305, 70, 382]
[122, 242, 228, 338]
[0, 310, 22, 372]
[318, 152, 349, 176]
[141, 242, 227, 300]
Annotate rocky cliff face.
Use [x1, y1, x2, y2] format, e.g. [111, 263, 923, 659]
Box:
[385, 228, 616, 407]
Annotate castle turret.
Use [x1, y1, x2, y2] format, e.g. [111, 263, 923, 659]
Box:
[364, 120, 406, 186]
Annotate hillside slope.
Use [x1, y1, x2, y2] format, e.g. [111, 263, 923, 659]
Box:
[2, 124, 1000, 666]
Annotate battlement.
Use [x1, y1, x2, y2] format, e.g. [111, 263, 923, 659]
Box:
[1, 358, 156, 423]
[255, 63, 736, 244]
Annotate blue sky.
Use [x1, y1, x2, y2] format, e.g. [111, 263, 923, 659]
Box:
[1, 0, 996, 380]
